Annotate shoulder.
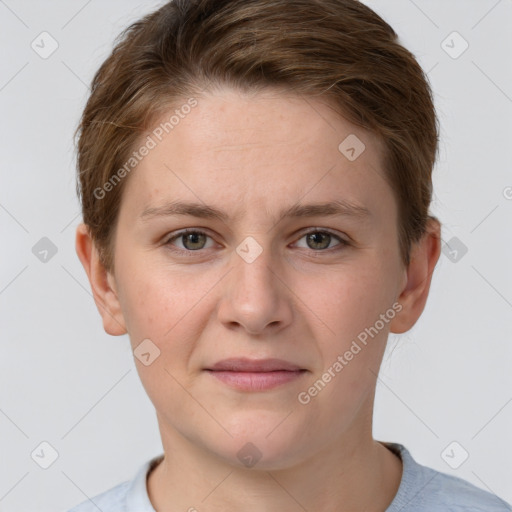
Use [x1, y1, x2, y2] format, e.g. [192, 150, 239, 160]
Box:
[66, 454, 163, 512]
[422, 470, 512, 511]
[384, 442, 512, 512]
[66, 480, 131, 512]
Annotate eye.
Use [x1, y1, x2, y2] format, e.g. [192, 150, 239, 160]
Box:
[294, 229, 348, 251]
[165, 229, 215, 252]
[163, 228, 349, 256]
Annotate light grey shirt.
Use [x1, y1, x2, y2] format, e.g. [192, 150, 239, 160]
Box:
[67, 442, 512, 511]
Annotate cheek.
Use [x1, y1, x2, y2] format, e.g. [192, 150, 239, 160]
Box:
[118, 264, 214, 351]
[296, 258, 395, 389]
[119, 268, 210, 404]
[297, 263, 388, 336]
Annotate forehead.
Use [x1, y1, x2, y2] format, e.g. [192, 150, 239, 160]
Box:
[118, 88, 394, 225]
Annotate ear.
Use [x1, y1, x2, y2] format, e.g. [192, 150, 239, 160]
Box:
[390, 217, 441, 334]
[75, 223, 127, 336]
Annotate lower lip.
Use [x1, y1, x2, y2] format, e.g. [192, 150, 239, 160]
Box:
[205, 370, 306, 391]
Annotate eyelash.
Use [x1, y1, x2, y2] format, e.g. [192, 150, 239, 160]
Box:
[163, 228, 349, 257]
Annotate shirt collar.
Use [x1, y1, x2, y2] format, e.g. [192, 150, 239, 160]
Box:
[125, 454, 163, 512]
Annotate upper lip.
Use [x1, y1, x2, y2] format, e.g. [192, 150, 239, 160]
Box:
[206, 358, 304, 372]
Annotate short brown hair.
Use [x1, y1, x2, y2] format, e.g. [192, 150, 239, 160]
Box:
[75, 0, 439, 272]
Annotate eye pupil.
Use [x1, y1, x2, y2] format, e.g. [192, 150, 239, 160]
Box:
[307, 232, 331, 250]
[183, 232, 206, 250]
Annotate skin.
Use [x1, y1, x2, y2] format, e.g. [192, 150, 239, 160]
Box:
[76, 87, 441, 511]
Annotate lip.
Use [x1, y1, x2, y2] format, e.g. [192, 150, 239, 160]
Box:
[207, 357, 304, 372]
[204, 358, 307, 391]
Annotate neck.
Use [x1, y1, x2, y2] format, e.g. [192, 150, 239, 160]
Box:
[147, 421, 402, 511]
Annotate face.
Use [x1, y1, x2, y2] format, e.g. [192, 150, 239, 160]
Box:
[99, 88, 411, 469]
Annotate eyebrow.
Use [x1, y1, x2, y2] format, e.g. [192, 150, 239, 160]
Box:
[139, 199, 371, 224]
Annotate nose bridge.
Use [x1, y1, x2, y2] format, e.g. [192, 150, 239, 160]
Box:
[233, 234, 279, 300]
[218, 234, 291, 333]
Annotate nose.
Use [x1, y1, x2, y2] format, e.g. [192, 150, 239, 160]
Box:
[216, 239, 294, 336]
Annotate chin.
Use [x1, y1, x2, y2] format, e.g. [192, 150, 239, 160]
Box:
[204, 417, 310, 471]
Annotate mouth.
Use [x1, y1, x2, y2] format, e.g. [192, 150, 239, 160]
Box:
[204, 358, 308, 391]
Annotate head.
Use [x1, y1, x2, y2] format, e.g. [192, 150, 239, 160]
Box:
[75, 0, 441, 469]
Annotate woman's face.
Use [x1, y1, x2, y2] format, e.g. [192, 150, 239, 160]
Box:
[104, 87, 409, 469]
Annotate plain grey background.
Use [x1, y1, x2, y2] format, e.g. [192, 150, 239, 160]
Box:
[1, 1, 511, 511]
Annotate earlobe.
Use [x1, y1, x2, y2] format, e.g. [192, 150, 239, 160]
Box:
[390, 219, 441, 334]
[75, 223, 128, 336]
